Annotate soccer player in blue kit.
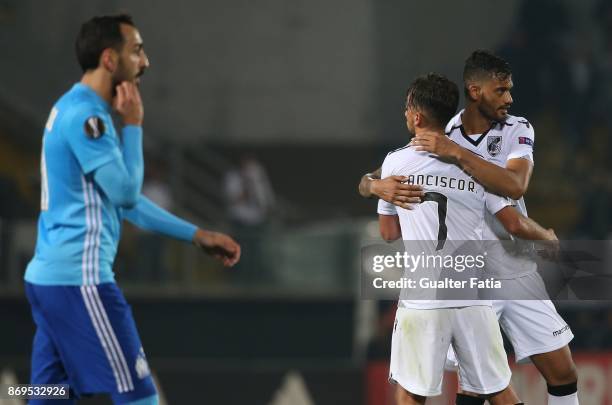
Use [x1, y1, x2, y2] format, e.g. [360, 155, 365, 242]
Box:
[24, 14, 241, 404]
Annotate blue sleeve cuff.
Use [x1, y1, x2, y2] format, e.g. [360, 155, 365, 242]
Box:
[158, 215, 197, 242]
[182, 224, 198, 242]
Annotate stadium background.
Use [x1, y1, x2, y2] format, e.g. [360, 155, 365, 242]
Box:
[1, 0, 612, 403]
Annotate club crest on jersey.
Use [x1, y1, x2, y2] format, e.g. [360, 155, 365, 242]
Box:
[135, 348, 151, 379]
[84, 116, 105, 139]
[487, 135, 502, 156]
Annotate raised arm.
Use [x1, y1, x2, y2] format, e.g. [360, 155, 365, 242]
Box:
[411, 134, 533, 200]
[89, 82, 145, 207]
[358, 167, 382, 198]
[93, 125, 143, 207]
[123, 195, 241, 267]
[484, 192, 555, 241]
[359, 167, 424, 209]
[411, 133, 532, 200]
[455, 152, 532, 200]
[494, 206, 556, 241]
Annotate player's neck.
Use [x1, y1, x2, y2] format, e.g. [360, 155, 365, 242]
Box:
[80, 71, 113, 105]
[462, 104, 492, 135]
[414, 126, 443, 137]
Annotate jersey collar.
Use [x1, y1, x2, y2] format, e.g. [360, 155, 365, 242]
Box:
[446, 109, 496, 147]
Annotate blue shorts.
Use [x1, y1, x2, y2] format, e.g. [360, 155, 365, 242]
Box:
[25, 282, 157, 404]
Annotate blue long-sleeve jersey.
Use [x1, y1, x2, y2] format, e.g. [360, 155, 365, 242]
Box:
[26, 83, 141, 285]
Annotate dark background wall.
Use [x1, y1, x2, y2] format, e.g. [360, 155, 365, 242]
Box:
[0, 0, 516, 144]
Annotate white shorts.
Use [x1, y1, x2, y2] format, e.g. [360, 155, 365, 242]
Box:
[446, 275, 574, 368]
[390, 306, 511, 397]
[494, 298, 574, 363]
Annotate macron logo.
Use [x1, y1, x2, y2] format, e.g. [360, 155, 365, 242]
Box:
[552, 325, 570, 337]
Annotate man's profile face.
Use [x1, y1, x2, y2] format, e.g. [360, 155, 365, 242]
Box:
[112, 23, 149, 87]
[476, 75, 513, 122]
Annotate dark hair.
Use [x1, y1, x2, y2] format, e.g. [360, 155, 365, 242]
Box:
[75, 14, 135, 72]
[406, 73, 459, 128]
[463, 50, 512, 85]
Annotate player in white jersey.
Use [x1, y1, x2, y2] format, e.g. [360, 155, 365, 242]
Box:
[362, 51, 578, 405]
[379, 73, 559, 405]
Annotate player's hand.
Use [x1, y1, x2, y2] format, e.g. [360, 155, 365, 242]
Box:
[536, 229, 560, 261]
[545, 228, 558, 241]
[371, 176, 424, 209]
[113, 81, 144, 126]
[411, 131, 461, 160]
[193, 228, 241, 267]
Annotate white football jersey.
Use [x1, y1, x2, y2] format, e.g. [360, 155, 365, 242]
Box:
[378, 143, 512, 309]
[445, 110, 537, 279]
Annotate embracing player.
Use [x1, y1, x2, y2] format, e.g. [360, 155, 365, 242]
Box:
[25, 15, 240, 405]
[362, 51, 578, 405]
[380, 73, 559, 405]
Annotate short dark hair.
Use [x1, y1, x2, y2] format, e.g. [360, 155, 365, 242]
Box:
[75, 14, 135, 72]
[463, 50, 512, 85]
[406, 73, 459, 128]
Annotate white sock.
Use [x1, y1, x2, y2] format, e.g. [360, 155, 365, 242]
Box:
[548, 392, 579, 405]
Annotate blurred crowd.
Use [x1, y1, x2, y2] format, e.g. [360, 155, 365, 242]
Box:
[496, 0, 612, 239]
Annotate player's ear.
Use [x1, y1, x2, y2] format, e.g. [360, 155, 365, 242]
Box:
[466, 83, 480, 102]
[414, 111, 422, 127]
[100, 48, 118, 73]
